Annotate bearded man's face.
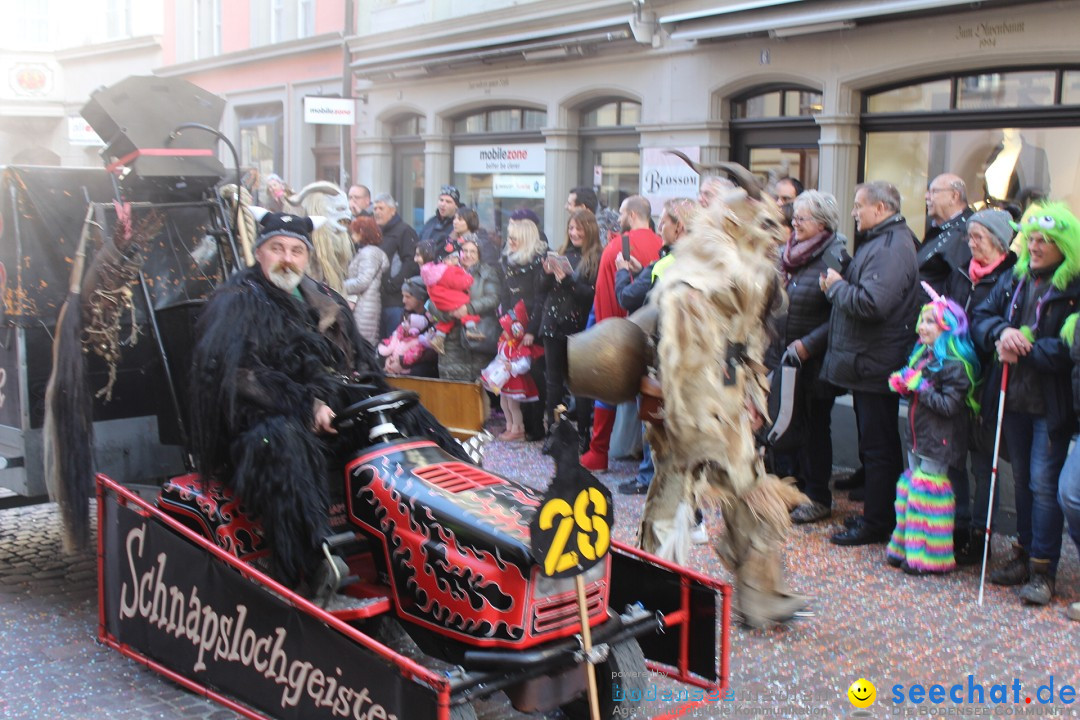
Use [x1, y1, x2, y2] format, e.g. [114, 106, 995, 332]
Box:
[255, 235, 310, 292]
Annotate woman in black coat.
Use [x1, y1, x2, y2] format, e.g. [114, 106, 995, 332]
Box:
[944, 208, 1017, 562]
[500, 210, 550, 439]
[772, 190, 849, 524]
[539, 209, 601, 429]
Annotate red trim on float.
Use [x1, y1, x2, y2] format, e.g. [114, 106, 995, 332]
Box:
[105, 147, 214, 173]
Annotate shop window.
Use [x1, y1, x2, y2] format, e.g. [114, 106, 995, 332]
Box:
[453, 107, 546, 134]
[313, 123, 341, 185]
[867, 79, 952, 113]
[451, 106, 546, 240]
[582, 100, 641, 128]
[956, 71, 1055, 110]
[237, 103, 283, 201]
[1063, 71, 1080, 105]
[391, 115, 426, 136]
[863, 67, 1080, 237]
[733, 90, 822, 119]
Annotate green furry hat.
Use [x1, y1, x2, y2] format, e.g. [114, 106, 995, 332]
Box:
[1014, 201, 1080, 290]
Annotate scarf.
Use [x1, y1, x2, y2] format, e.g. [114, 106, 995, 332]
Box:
[967, 252, 1007, 285]
[781, 229, 833, 276]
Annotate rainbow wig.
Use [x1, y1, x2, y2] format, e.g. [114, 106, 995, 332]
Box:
[906, 295, 980, 414]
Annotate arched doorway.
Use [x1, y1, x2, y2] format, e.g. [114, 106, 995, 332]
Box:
[729, 85, 822, 191]
[578, 98, 641, 212]
[389, 113, 425, 228]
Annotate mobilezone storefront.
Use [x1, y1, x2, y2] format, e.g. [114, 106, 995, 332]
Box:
[452, 142, 546, 241]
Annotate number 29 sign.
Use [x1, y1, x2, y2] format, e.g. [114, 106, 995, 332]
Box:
[529, 477, 613, 579]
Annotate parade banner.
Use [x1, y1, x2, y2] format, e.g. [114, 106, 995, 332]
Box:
[100, 487, 439, 720]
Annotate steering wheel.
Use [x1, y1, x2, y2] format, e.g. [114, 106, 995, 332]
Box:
[332, 390, 419, 431]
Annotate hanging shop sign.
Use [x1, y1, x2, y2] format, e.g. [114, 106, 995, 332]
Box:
[640, 147, 700, 211]
[303, 96, 356, 126]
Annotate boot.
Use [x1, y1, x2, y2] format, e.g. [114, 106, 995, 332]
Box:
[988, 543, 1028, 586]
[954, 527, 985, 566]
[580, 405, 615, 472]
[1018, 559, 1055, 606]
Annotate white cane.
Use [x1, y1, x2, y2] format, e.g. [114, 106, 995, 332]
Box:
[977, 363, 1009, 606]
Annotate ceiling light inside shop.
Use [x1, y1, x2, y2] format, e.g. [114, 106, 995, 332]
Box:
[522, 47, 573, 61]
[769, 21, 855, 38]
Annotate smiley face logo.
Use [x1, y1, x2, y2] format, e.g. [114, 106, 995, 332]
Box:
[848, 678, 876, 708]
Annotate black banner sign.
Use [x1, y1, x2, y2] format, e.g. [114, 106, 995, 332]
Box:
[101, 490, 440, 720]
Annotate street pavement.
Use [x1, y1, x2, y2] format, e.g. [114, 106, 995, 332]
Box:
[1, 432, 1078, 720]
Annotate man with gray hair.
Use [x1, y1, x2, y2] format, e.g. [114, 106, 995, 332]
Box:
[373, 193, 420, 339]
[821, 181, 920, 546]
[920, 173, 974, 295]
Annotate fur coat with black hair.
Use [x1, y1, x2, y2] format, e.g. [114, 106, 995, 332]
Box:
[189, 266, 468, 587]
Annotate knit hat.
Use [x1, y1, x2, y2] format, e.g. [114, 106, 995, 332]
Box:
[510, 207, 541, 225]
[439, 184, 461, 206]
[1014, 202, 1080, 290]
[255, 212, 314, 250]
[401, 276, 428, 304]
[968, 209, 1015, 253]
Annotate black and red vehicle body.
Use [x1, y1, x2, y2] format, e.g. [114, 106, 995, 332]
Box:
[124, 429, 732, 719]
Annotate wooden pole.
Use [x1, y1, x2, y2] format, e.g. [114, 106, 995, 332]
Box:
[576, 575, 601, 720]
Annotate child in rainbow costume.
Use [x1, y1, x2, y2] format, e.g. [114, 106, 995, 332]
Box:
[886, 282, 980, 575]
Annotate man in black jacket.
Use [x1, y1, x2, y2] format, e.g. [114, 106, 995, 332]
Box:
[188, 212, 464, 592]
[821, 181, 920, 546]
[419, 184, 460, 245]
[373, 193, 420, 339]
[920, 173, 973, 295]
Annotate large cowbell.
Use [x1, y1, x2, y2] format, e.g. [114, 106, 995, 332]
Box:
[81, 76, 227, 200]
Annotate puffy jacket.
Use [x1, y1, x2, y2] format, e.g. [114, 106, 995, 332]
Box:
[918, 208, 973, 296]
[539, 246, 596, 339]
[972, 269, 1080, 435]
[343, 244, 390, 346]
[906, 359, 972, 467]
[820, 215, 920, 394]
[775, 233, 849, 393]
[438, 263, 502, 381]
[378, 213, 420, 308]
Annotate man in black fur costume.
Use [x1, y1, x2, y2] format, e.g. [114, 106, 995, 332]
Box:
[189, 211, 466, 591]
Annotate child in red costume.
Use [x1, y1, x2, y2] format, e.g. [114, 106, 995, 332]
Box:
[415, 238, 483, 354]
[482, 300, 541, 441]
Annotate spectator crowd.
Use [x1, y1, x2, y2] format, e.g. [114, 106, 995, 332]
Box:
[279, 170, 1080, 623]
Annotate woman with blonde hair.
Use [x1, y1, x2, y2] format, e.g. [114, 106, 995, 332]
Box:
[539, 209, 601, 430]
[500, 210, 550, 439]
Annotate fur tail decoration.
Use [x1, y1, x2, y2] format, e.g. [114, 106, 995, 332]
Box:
[43, 207, 96, 551]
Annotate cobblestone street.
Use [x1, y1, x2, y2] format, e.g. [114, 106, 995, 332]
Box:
[2, 437, 1078, 719]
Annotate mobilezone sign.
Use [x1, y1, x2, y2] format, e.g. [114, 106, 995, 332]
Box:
[454, 144, 545, 174]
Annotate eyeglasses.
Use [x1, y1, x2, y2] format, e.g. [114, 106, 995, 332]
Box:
[927, 187, 953, 195]
[791, 215, 815, 224]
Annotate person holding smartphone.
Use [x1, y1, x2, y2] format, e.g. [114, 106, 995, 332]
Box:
[769, 190, 850, 525]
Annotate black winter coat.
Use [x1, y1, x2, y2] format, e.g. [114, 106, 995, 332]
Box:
[775, 233, 849, 394]
[971, 269, 1080, 436]
[378, 213, 420, 308]
[907, 358, 972, 468]
[539, 246, 595, 338]
[820, 215, 920, 394]
[919, 208, 973, 296]
[501, 251, 549, 338]
[419, 212, 454, 245]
